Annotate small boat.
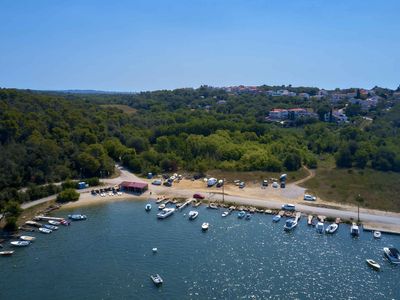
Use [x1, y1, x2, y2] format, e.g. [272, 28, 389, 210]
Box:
[39, 227, 52, 234]
[60, 219, 71, 226]
[150, 274, 163, 286]
[10, 241, 30, 247]
[48, 220, 61, 226]
[383, 247, 400, 264]
[307, 215, 313, 225]
[283, 219, 298, 231]
[158, 204, 166, 210]
[188, 210, 199, 220]
[272, 215, 281, 222]
[68, 214, 87, 221]
[366, 259, 380, 271]
[20, 236, 36, 242]
[145, 204, 152, 211]
[222, 211, 229, 217]
[0, 251, 14, 256]
[152, 248, 158, 253]
[264, 209, 272, 214]
[325, 223, 339, 234]
[350, 223, 360, 237]
[25, 220, 42, 228]
[245, 213, 252, 220]
[208, 203, 218, 209]
[238, 211, 246, 219]
[202, 222, 209, 231]
[157, 208, 175, 219]
[316, 222, 324, 234]
[44, 224, 58, 230]
[373, 231, 382, 239]
[311, 218, 318, 227]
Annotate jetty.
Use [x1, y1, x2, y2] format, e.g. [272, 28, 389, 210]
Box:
[178, 199, 193, 211]
[34, 215, 65, 222]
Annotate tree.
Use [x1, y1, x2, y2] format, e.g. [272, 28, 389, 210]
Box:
[335, 147, 352, 168]
[354, 149, 368, 168]
[284, 153, 302, 171]
[57, 188, 80, 203]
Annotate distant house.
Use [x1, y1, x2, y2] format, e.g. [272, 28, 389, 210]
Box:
[298, 93, 310, 99]
[324, 109, 348, 124]
[268, 108, 288, 120]
[267, 108, 317, 121]
[348, 98, 376, 111]
[216, 100, 227, 105]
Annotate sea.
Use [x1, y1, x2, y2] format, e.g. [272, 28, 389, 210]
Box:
[1, 200, 399, 300]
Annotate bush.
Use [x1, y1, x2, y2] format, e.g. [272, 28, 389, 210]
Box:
[85, 177, 100, 187]
[4, 216, 18, 232]
[57, 189, 80, 203]
[62, 180, 78, 190]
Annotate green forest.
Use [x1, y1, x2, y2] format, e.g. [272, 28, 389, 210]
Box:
[1, 86, 400, 210]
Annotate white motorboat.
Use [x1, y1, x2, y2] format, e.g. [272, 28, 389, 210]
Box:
[44, 224, 58, 230]
[10, 241, 30, 247]
[20, 236, 36, 242]
[222, 211, 229, 217]
[188, 211, 199, 220]
[272, 215, 281, 222]
[0, 250, 14, 256]
[208, 203, 218, 209]
[202, 222, 209, 231]
[373, 231, 382, 239]
[316, 222, 324, 233]
[383, 247, 400, 264]
[150, 274, 163, 286]
[68, 214, 87, 221]
[283, 219, 298, 231]
[366, 259, 380, 271]
[158, 204, 166, 210]
[157, 208, 175, 219]
[325, 223, 339, 234]
[152, 248, 158, 253]
[39, 227, 52, 234]
[48, 220, 61, 226]
[145, 204, 152, 211]
[350, 223, 360, 237]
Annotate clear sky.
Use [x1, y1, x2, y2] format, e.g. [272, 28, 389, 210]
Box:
[0, 0, 399, 91]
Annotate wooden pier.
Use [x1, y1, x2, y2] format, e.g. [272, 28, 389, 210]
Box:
[34, 215, 65, 222]
[178, 199, 193, 211]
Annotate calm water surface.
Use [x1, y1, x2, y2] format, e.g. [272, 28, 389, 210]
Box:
[1, 200, 399, 299]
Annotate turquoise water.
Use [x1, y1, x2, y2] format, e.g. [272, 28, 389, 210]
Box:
[1, 200, 399, 300]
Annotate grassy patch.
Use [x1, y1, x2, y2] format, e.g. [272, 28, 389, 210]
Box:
[301, 156, 400, 211]
[101, 104, 137, 115]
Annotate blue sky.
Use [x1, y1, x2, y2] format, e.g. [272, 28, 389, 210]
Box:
[0, 0, 399, 91]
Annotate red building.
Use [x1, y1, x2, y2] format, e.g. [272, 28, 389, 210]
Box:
[120, 181, 148, 194]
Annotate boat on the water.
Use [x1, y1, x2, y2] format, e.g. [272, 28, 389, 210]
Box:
[20, 236, 36, 242]
[68, 214, 87, 221]
[284, 219, 298, 231]
[222, 211, 229, 217]
[311, 218, 318, 227]
[245, 213, 252, 220]
[152, 248, 158, 253]
[350, 223, 360, 237]
[48, 220, 61, 226]
[208, 203, 218, 209]
[202, 222, 209, 231]
[316, 222, 324, 234]
[158, 204, 166, 210]
[145, 204, 152, 211]
[373, 231, 382, 239]
[10, 241, 30, 247]
[25, 220, 42, 227]
[60, 219, 71, 226]
[188, 210, 199, 220]
[157, 208, 175, 219]
[150, 274, 163, 286]
[366, 259, 380, 271]
[272, 215, 281, 222]
[325, 223, 339, 234]
[0, 250, 14, 256]
[238, 211, 246, 219]
[44, 224, 58, 230]
[383, 247, 400, 264]
[39, 227, 52, 234]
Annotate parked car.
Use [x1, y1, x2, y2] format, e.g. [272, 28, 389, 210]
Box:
[262, 179, 268, 187]
[216, 179, 224, 188]
[304, 194, 317, 201]
[152, 179, 162, 186]
[280, 182, 286, 188]
[239, 182, 245, 189]
[279, 174, 287, 182]
[163, 181, 172, 187]
[282, 204, 296, 211]
[207, 178, 218, 187]
[272, 182, 279, 188]
[193, 193, 205, 200]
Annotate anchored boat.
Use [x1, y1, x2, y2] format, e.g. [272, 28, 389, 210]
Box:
[316, 222, 324, 234]
[20, 236, 36, 242]
[383, 247, 400, 264]
[283, 219, 298, 231]
[366, 259, 380, 271]
[350, 223, 360, 237]
[373, 231, 382, 239]
[157, 208, 175, 219]
[325, 223, 339, 234]
[39, 227, 52, 234]
[68, 214, 87, 221]
[188, 210, 199, 220]
[201, 222, 209, 231]
[238, 211, 246, 219]
[145, 204, 152, 211]
[272, 215, 281, 222]
[0, 250, 14, 256]
[150, 274, 163, 286]
[10, 241, 30, 247]
[44, 224, 58, 230]
[221, 211, 229, 217]
[48, 220, 61, 226]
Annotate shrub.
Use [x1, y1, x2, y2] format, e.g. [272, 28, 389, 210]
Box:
[57, 189, 80, 203]
[85, 177, 100, 187]
[4, 216, 18, 232]
[62, 180, 78, 190]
